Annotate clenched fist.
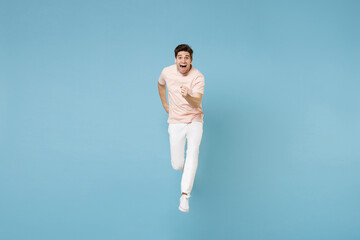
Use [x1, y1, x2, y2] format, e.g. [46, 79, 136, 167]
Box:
[180, 85, 190, 97]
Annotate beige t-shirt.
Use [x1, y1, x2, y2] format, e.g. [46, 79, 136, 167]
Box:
[158, 64, 205, 124]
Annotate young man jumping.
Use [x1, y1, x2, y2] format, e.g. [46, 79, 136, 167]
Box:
[158, 44, 205, 213]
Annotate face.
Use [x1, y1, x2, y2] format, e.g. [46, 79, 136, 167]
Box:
[175, 51, 193, 75]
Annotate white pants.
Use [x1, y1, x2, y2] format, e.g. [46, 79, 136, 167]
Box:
[168, 122, 203, 195]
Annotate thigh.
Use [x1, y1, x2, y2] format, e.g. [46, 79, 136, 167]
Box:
[186, 122, 203, 147]
[168, 124, 187, 152]
[168, 124, 187, 144]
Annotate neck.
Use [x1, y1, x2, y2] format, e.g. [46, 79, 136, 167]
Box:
[181, 65, 192, 76]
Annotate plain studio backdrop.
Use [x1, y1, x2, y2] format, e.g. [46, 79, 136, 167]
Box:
[1, 0, 359, 239]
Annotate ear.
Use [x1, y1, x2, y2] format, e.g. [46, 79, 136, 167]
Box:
[190, 58, 193, 63]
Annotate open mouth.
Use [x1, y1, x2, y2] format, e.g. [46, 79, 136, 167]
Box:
[180, 64, 187, 70]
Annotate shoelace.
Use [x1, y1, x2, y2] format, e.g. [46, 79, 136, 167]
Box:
[181, 194, 191, 199]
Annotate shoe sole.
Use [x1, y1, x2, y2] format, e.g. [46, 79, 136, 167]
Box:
[178, 206, 189, 213]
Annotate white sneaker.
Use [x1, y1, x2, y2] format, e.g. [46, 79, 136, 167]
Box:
[178, 194, 190, 213]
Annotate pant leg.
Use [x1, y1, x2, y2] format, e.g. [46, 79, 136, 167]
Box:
[168, 124, 187, 171]
[181, 122, 203, 194]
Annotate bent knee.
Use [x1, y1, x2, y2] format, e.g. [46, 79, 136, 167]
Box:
[171, 163, 184, 171]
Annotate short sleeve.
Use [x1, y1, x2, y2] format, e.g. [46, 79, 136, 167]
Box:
[158, 69, 166, 85]
[191, 74, 205, 94]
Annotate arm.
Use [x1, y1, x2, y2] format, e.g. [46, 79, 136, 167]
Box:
[158, 82, 169, 114]
[180, 86, 203, 108]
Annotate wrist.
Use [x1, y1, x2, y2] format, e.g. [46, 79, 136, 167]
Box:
[187, 88, 193, 96]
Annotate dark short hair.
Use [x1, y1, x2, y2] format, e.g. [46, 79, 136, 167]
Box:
[174, 44, 193, 58]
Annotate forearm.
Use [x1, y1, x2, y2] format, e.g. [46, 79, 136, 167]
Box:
[158, 83, 168, 106]
[184, 94, 202, 108]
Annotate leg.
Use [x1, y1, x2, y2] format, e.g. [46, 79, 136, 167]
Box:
[168, 124, 187, 171]
[181, 122, 203, 194]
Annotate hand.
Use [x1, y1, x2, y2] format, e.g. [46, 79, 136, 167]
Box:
[180, 85, 189, 97]
[163, 104, 169, 114]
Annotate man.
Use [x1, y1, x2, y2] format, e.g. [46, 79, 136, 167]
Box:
[158, 44, 205, 213]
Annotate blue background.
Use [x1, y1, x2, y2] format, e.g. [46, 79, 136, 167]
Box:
[1, 0, 360, 239]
